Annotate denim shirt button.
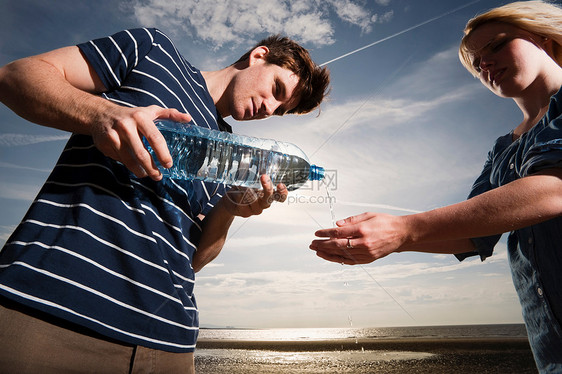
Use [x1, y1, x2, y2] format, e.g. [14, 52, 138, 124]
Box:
[537, 287, 544, 297]
[528, 237, 533, 245]
[509, 163, 515, 170]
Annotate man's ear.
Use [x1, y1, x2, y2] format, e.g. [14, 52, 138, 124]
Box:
[248, 46, 269, 66]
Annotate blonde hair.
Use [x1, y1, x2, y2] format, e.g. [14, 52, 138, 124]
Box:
[459, 0, 562, 76]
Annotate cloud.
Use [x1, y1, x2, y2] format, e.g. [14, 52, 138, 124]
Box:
[199, 244, 509, 295]
[0, 182, 42, 201]
[225, 232, 313, 249]
[373, 10, 394, 23]
[0, 133, 69, 147]
[128, 0, 384, 48]
[282, 88, 482, 201]
[195, 244, 518, 327]
[0, 225, 17, 247]
[321, 86, 473, 133]
[203, 263, 225, 268]
[327, 0, 377, 34]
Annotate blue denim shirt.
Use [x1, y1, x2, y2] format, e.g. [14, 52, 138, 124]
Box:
[456, 86, 562, 373]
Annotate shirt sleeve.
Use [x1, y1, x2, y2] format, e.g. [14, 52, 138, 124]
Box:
[520, 115, 562, 177]
[455, 149, 501, 262]
[77, 28, 157, 91]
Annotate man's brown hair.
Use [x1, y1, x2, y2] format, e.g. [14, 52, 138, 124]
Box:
[235, 35, 330, 115]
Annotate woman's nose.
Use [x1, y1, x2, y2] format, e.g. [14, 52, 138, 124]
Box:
[479, 55, 494, 72]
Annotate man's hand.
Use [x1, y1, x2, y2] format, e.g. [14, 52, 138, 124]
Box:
[220, 175, 288, 218]
[91, 106, 191, 181]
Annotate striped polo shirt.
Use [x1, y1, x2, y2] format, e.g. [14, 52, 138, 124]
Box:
[0, 28, 228, 352]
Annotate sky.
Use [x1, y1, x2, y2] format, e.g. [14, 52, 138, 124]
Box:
[0, 0, 535, 329]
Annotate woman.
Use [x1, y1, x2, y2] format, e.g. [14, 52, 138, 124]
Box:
[310, 1, 562, 371]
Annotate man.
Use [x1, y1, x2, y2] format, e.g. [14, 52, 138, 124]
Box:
[0, 28, 329, 372]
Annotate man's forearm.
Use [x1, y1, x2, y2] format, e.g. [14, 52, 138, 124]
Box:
[193, 199, 235, 273]
[0, 49, 111, 134]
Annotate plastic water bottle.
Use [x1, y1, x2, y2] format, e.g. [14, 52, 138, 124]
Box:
[145, 120, 325, 191]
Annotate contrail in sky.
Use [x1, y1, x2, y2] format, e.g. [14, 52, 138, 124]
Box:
[337, 200, 422, 214]
[320, 0, 482, 66]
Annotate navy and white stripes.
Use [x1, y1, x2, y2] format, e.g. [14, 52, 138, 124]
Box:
[0, 28, 227, 352]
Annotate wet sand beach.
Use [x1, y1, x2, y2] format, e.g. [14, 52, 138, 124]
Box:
[195, 337, 537, 373]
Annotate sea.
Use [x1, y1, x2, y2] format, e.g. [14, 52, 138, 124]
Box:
[194, 324, 538, 373]
[197, 323, 527, 341]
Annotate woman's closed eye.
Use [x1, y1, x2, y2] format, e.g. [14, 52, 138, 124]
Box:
[472, 37, 512, 73]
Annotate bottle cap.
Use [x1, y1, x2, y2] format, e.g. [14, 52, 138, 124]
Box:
[309, 165, 325, 181]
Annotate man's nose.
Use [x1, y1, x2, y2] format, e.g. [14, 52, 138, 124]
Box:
[261, 99, 277, 116]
